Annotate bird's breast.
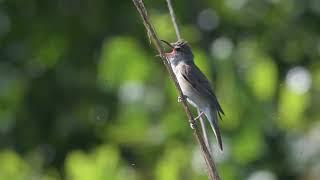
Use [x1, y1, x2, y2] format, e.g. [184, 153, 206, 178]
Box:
[172, 64, 191, 94]
[172, 64, 207, 110]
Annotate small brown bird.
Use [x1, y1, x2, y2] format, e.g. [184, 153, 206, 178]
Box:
[162, 40, 224, 150]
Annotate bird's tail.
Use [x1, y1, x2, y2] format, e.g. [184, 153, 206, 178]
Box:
[198, 109, 212, 153]
[204, 108, 223, 151]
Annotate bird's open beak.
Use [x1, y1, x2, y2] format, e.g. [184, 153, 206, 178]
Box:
[161, 40, 175, 57]
[161, 40, 174, 49]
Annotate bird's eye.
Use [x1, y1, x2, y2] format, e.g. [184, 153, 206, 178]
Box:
[175, 47, 181, 51]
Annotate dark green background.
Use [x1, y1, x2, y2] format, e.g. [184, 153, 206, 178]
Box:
[0, 0, 319, 179]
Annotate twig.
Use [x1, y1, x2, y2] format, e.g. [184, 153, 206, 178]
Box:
[132, 0, 221, 179]
[165, 0, 182, 40]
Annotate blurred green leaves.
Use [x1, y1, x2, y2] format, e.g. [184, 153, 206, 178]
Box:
[232, 126, 264, 164]
[1, 0, 319, 180]
[66, 145, 136, 180]
[247, 57, 278, 101]
[237, 39, 278, 101]
[106, 105, 149, 145]
[151, 13, 177, 42]
[155, 143, 190, 180]
[33, 34, 67, 69]
[98, 37, 152, 89]
[0, 150, 30, 180]
[278, 86, 310, 129]
[0, 65, 25, 133]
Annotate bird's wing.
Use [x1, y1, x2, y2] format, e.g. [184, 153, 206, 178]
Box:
[180, 63, 224, 117]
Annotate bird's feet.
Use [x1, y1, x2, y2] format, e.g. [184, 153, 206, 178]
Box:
[190, 121, 197, 129]
[177, 95, 187, 103]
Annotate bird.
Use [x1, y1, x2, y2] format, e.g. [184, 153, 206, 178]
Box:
[162, 39, 225, 150]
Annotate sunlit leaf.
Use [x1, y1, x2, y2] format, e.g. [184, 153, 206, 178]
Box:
[278, 86, 310, 129]
[247, 58, 278, 101]
[0, 150, 30, 180]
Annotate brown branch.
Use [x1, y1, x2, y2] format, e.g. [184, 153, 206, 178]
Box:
[132, 0, 221, 180]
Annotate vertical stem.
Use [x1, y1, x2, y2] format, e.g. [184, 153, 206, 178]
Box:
[165, 0, 182, 40]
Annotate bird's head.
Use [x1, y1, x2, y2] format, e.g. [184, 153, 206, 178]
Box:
[161, 39, 194, 65]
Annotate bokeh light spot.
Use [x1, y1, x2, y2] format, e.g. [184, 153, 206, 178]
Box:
[197, 9, 219, 31]
[286, 66, 312, 95]
[247, 170, 277, 180]
[210, 37, 234, 60]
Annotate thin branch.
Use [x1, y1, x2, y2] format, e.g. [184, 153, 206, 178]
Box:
[132, 0, 220, 180]
[165, 0, 182, 40]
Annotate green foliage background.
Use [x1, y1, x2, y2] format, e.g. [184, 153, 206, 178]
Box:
[0, 0, 319, 179]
